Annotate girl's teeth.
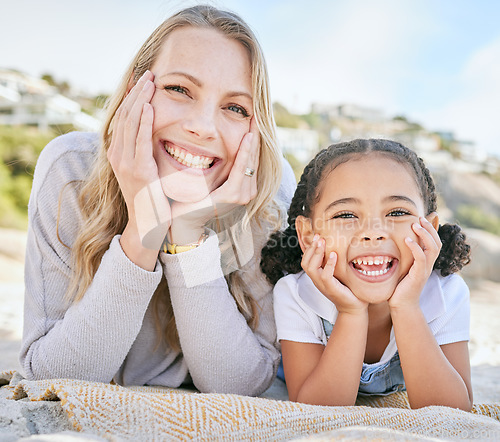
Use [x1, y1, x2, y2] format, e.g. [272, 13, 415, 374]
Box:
[353, 257, 391, 265]
[165, 145, 213, 169]
[352, 256, 393, 277]
[357, 267, 390, 277]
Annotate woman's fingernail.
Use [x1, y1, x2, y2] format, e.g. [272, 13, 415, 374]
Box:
[143, 81, 153, 91]
[313, 234, 319, 242]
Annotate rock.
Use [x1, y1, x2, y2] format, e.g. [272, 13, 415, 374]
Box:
[461, 228, 500, 282]
[434, 170, 500, 218]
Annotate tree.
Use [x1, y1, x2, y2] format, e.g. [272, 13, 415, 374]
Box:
[41, 73, 57, 87]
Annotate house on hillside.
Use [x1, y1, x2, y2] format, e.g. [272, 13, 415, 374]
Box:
[0, 69, 101, 132]
[312, 103, 386, 123]
[276, 126, 319, 164]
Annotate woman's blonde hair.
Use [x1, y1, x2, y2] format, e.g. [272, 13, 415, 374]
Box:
[65, 5, 283, 349]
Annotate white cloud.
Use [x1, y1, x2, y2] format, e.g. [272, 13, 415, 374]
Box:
[416, 38, 500, 157]
[266, 0, 436, 114]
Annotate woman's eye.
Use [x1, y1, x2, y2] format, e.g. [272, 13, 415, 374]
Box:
[227, 104, 250, 118]
[388, 209, 411, 217]
[164, 85, 188, 95]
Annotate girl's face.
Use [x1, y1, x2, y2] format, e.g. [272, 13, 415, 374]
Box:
[297, 153, 438, 304]
[149, 26, 253, 203]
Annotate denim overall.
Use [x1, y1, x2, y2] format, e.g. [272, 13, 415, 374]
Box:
[322, 318, 406, 396]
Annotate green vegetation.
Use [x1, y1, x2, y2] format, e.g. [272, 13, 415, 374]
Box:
[273, 102, 302, 128]
[0, 126, 55, 229]
[393, 115, 423, 131]
[482, 169, 500, 187]
[456, 204, 500, 236]
[41, 73, 70, 95]
[283, 152, 303, 183]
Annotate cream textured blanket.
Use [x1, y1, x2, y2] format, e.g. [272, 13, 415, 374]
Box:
[2, 371, 499, 441]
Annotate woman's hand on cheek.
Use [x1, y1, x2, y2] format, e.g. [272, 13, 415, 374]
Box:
[389, 217, 442, 310]
[302, 236, 368, 315]
[169, 117, 260, 241]
[210, 116, 260, 207]
[107, 70, 171, 252]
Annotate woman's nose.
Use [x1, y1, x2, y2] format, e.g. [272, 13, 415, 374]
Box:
[182, 103, 217, 140]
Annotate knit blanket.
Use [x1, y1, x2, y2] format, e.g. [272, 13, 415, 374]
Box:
[2, 370, 499, 441]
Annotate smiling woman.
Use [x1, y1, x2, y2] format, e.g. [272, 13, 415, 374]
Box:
[20, 4, 296, 396]
[149, 26, 254, 204]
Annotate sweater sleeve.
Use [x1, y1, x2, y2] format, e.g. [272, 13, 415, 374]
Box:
[158, 158, 296, 396]
[20, 133, 163, 382]
[160, 228, 280, 396]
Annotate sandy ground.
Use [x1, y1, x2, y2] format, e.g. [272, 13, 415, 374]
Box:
[0, 228, 499, 404]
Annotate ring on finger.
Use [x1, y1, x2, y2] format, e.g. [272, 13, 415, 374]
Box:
[244, 167, 255, 177]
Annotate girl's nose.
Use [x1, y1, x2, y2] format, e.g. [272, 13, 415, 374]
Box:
[362, 235, 385, 241]
[359, 220, 387, 242]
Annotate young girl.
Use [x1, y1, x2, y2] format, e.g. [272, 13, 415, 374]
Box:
[261, 139, 473, 410]
[20, 5, 295, 396]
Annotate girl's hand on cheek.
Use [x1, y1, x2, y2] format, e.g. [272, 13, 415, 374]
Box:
[389, 216, 442, 310]
[302, 236, 368, 315]
[169, 117, 260, 235]
[107, 71, 171, 251]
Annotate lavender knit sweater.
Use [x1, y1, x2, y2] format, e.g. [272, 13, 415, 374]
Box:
[20, 132, 295, 396]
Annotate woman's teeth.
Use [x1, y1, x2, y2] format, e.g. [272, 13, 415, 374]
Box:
[165, 145, 213, 169]
[352, 256, 393, 277]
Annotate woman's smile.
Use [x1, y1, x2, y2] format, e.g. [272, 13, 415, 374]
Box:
[162, 140, 216, 171]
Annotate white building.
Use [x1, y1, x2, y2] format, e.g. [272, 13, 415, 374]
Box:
[0, 69, 101, 132]
[276, 126, 319, 164]
[312, 103, 386, 123]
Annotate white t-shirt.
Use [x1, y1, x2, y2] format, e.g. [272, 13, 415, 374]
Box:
[274, 270, 470, 366]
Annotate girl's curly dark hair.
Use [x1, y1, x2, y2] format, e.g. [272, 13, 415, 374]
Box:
[261, 139, 471, 285]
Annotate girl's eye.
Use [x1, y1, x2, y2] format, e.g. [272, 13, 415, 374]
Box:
[332, 212, 356, 219]
[388, 209, 411, 217]
[164, 85, 188, 95]
[227, 104, 250, 118]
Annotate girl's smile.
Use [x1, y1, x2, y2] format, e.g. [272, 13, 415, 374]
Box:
[350, 255, 398, 281]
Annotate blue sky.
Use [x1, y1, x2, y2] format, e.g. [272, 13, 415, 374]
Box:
[1, 0, 499, 157]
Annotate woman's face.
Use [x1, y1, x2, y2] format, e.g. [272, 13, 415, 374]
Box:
[149, 26, 253, 203]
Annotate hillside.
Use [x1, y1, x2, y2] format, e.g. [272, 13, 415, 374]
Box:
[434, 169, 500, 222]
